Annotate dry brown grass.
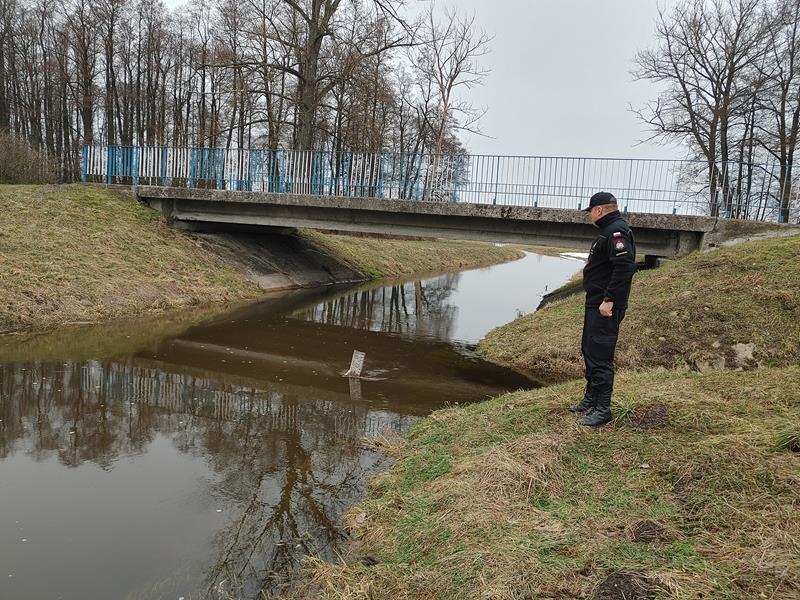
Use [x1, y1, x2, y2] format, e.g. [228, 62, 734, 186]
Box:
[294, 367, 800, 600]
[299, 229, 524, 279]
[1, 185, 524, 335]
[359, 430, 407, 458]
[0, 184, 261, 333]
[468, 433, 568, 505]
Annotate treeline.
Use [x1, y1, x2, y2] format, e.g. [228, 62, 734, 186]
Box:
[635, 0, 800, 222]
[0, 0, 489, 182]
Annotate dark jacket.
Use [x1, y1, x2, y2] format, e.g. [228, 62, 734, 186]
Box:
[583, 211, 637, 309]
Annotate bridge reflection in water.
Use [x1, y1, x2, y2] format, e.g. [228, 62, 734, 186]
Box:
[0, 260, 554, 599]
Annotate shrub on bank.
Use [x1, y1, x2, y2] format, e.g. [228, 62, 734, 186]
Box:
[0, 133, 58, 184]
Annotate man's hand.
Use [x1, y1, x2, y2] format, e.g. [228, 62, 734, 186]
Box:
[599, 300, 614, 317]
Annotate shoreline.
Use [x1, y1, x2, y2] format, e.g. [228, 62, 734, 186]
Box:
[0, 184, 524, 338]
[297, 233, 800, 600]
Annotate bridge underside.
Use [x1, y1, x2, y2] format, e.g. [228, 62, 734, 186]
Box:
[137, 186, 719, 257]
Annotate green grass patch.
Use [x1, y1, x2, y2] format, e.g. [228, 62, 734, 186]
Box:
[301, 367, 800, 599]
[775, 428, 800, 453]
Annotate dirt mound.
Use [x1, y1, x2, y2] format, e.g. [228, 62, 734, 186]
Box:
[628, 520, 668, 543]
[630, 402, 669, 429]
[592, 572, 661, 600]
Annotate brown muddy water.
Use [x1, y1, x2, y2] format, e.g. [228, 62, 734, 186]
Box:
[0, 252, 581, 600]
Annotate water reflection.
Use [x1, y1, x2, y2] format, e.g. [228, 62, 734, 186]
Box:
[295, 252, 579, 343]
[0, 252, 580, 599]
[0, 359, 413, 598]
[297, 274, 460, 342]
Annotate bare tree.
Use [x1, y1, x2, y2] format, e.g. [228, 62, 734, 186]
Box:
[0, 0, 489, 184]
[634, 0, 769, 216]
[66, 0, 99, 145]
[757, 0, 800, 223]
[0, 0, 14, 132]
[417, 3, 490, 157]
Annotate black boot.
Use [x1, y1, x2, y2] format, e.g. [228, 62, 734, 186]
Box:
[578, 395, 612, 427]
[569, 394, 595, 413]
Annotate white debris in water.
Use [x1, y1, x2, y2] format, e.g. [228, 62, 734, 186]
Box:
[21, 538, 27, 542]
[345, 350, 366, 378]
[216, 509, 222, 513]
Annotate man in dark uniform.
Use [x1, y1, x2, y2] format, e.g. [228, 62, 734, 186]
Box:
[569, 192, 637, 426]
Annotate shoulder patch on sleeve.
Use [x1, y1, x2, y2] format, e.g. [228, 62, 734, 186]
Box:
[612, 231, 624, 238]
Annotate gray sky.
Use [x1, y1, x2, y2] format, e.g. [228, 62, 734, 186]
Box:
[446, 0, 681, 159]
[166, 0, 681, 159]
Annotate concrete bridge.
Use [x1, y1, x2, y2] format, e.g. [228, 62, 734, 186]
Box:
[136, 185, 779, 258]
[82, 144, 796, 256]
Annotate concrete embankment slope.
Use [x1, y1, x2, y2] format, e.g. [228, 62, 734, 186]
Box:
[0, 184, 522, 334]
[299, 234, 800, 600]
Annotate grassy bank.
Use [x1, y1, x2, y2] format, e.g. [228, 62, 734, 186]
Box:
[305, 367, 799, 599]
[0, 184, 525, 334]
[0, 184, 261, 333]
[300, 235, 800, 599]
[479, 235, 800, 382]
[300, 229, 523, 279]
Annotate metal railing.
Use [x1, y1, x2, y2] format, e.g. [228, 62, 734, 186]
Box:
[82, 144, 799, 222]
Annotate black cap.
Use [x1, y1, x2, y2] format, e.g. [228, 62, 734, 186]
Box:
[583, 191, 617, 212]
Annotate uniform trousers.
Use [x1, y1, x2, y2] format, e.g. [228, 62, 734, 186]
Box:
[581, 306, 627, 398]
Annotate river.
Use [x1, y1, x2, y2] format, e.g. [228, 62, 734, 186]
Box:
[0, 251, 580, 600]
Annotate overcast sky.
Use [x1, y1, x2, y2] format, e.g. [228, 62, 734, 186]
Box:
[166, 0, 682, 159]
[441, 0, 681, 159]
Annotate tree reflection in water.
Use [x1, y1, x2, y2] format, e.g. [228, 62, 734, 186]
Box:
[295, 273, 461, 341]
[0, 360, 407, 598]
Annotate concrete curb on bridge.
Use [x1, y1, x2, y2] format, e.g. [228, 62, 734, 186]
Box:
[133, 185, 792, 258]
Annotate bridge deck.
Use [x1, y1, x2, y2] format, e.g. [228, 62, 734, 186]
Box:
[137, 185, 729, 257]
